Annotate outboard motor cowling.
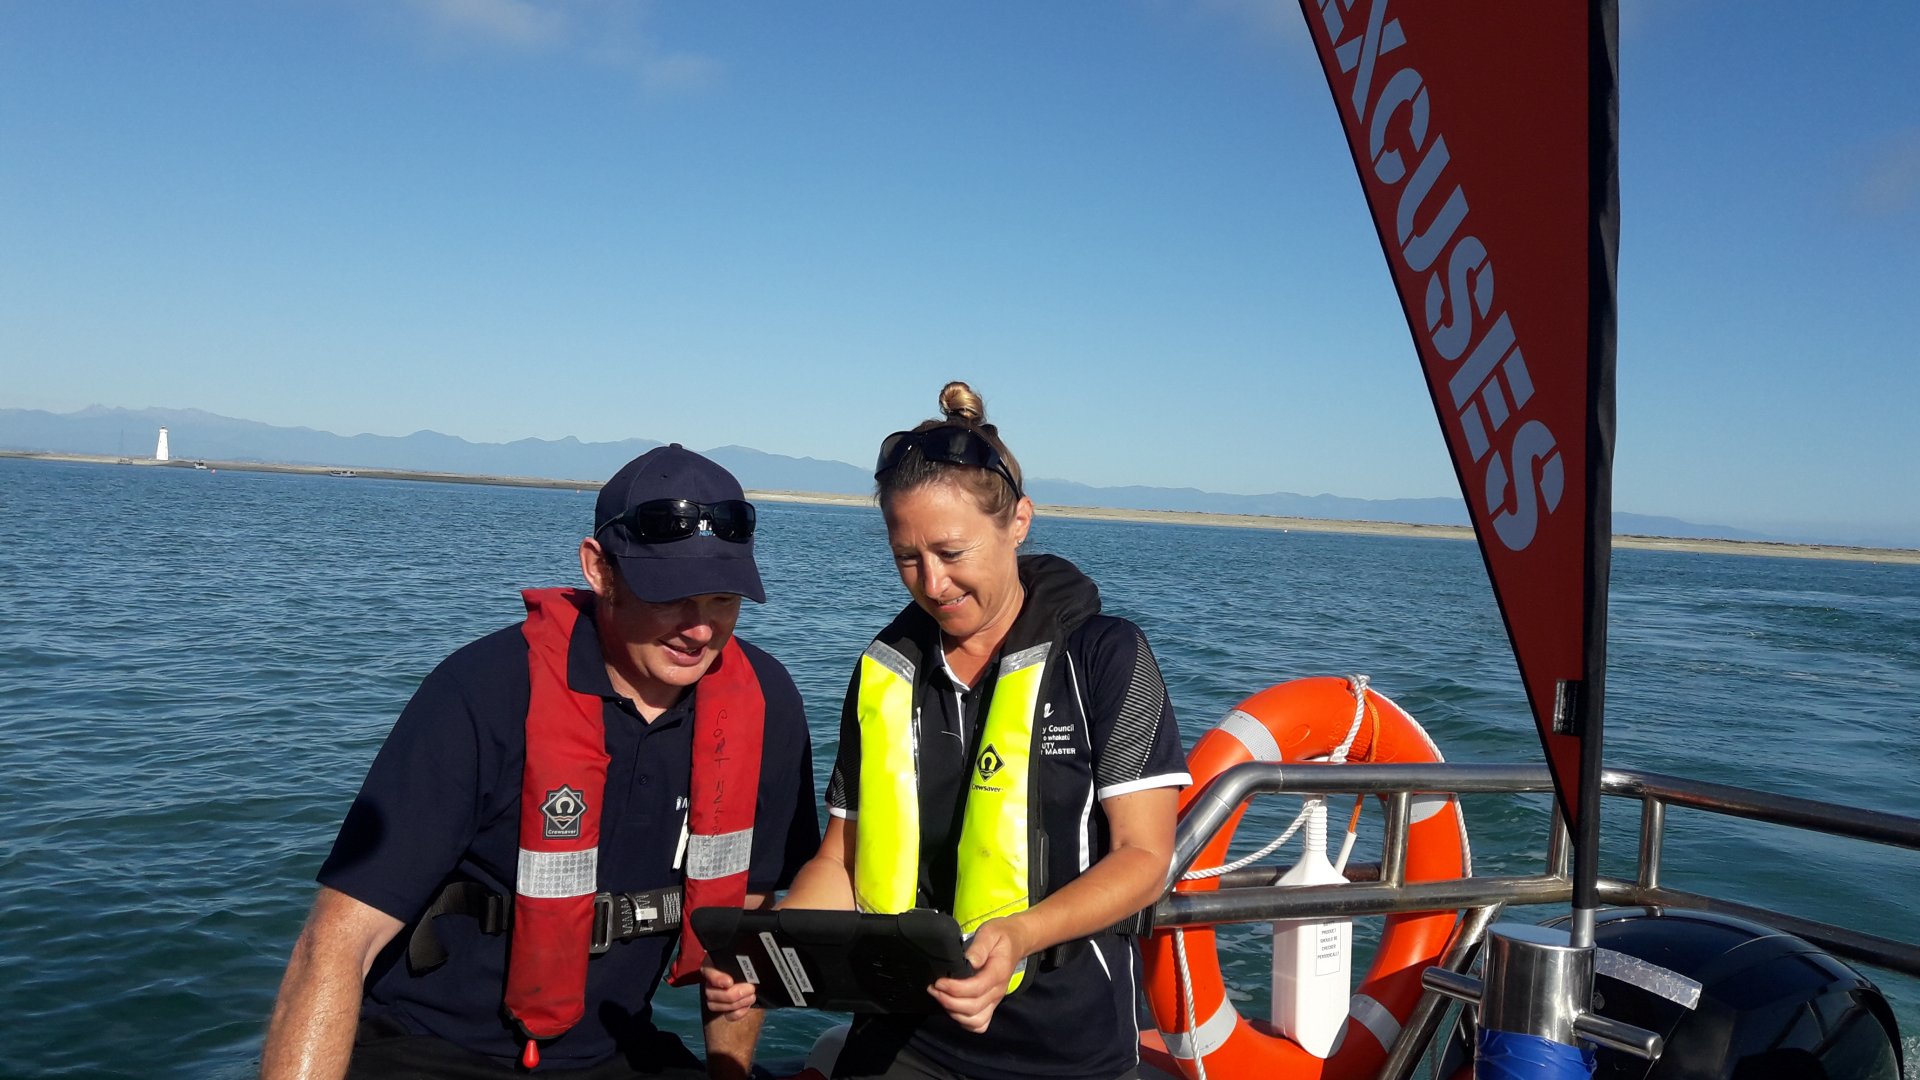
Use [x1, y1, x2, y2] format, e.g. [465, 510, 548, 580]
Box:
[1568, 909, 1900, 1079]
[1439, 908, 1903, 1079]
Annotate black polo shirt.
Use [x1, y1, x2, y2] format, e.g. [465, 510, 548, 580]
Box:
[824, 612, 1190, 1080]
[319, 610, 819, 1070]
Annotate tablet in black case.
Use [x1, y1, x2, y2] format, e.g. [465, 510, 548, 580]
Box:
[690, 907, 975, 1013]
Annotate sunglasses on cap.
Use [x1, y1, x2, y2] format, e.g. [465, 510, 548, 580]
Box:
[875, 426, 1023, 499]
[595, 498, 757, 545]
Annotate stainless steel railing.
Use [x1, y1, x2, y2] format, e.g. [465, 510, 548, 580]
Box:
[1601, 767, 1920, 975]
[1146, 761, 1920, 1080]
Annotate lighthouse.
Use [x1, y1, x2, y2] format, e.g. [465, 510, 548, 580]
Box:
[155, 428, 171, 462]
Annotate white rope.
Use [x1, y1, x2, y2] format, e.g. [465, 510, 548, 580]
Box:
[1331, 673, 1369, 764]
[1172, 928, 1208, 1080]
[1180, 809, 1309, 880]
[1180, 675, 1372, 883]
[1330, 675, 1369, 872]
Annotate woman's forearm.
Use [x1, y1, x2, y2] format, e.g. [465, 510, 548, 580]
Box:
[776, 815, 857, 910]
[1003, 840, 1167, 956]
[1004, 785, 1178, 957]
[777, 853, 857, 909]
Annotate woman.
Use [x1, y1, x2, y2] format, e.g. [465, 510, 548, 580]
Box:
[707, 382, 1189, 1080]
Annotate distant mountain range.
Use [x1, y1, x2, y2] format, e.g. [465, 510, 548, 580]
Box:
[0, 404, 1885, 548]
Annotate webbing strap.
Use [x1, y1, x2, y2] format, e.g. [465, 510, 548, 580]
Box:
[404, 882, 684, 973]
[407, 882, 509, 973]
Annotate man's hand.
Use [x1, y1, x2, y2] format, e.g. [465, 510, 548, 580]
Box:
[701, 957, 758, 1021]
[701, 892, 773, 1080]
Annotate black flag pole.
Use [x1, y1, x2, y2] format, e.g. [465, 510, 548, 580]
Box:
[1571, 0, 1622, 950]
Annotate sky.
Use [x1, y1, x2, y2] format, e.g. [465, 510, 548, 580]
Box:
[2, 1, 1916, 541]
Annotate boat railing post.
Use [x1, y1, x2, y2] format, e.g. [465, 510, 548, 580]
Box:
[1480, 925, 1590, 1047]
[1636, 797, 1665, 892]
[1425, 924, 1665, 1071]
[1377, 902, 1502, 1080]
[1548, 802, 1571, 879]
[1380, 790, 1411, 887]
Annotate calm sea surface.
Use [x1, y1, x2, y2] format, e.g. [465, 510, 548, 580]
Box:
[3, 457, 1916, 1078]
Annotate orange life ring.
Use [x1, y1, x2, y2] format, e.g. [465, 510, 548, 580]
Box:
[1141, 677, 1472, 1080]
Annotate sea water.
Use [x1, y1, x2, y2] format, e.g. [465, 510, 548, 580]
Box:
[2, 456, 1915, 1078]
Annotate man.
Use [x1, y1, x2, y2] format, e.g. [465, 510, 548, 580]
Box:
[262, 445, 819, 1080]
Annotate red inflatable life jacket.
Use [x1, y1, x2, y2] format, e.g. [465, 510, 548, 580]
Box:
[508, 587, 764, 1056]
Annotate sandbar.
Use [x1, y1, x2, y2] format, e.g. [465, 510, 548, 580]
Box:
[9, 451, 1916, 566]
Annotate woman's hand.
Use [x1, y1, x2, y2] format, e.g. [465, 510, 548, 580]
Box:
[922, 788, 1177, 1032]
[928, 915, 1032, 1033]
[701, 958, 758, 1022]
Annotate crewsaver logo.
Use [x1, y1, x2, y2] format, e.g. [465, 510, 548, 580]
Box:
[541, 785, 588, 839]
[975, 744, 1004, 781]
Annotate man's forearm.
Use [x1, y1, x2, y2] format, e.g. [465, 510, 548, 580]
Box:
[702, 1002, 764, 1080]
[261, 888, 403, 1080]
[259, 930, 366, 1080]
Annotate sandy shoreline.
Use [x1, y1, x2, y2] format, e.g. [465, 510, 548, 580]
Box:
[11, 450, 1917, 566]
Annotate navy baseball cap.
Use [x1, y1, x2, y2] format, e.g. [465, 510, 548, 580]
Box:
[593, 444, 766, 604]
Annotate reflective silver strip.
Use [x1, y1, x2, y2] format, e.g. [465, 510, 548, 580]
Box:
[1597, 948, 1703, 1009]
[1159, 997, 1239, 1060]
[1217, 709, 1282, 762]
[864, 640, 915, 681]
[1410, 793, 1453, 824]
[1000, 642, 1051, 674]
[516, 847, 597, 899]
[686, 827, 754, 881]
[1349, 992, 1400, 1049]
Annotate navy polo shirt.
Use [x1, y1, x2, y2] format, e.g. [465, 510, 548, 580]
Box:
[319, 610, 819, 1070]
[824, 612, 1189, 1080]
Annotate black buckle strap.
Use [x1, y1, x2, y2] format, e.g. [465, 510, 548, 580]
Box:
[408, 882, 511, 974]
[1035, 907, 1154, 972]
[589, 888, 685, 955]
[1104, 905, 1154, 938]
[409, 882, 684, 971]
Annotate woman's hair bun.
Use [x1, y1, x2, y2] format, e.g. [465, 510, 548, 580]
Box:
[939, 380, 986, 426]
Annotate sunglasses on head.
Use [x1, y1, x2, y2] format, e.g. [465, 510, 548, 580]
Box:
[875, 426, 1023, 499]
[596, 498, 757, 545]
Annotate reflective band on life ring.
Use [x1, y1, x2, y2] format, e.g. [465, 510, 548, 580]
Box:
[1142, 677, 1472, 1080]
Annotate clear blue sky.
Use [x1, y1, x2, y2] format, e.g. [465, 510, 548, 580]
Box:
[3, 2, 1916, 540]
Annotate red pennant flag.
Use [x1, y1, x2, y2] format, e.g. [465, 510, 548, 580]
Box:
[1297, 0, 1619, 859]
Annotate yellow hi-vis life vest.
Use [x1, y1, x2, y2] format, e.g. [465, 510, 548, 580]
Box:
[852, 637, 1054, 993]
